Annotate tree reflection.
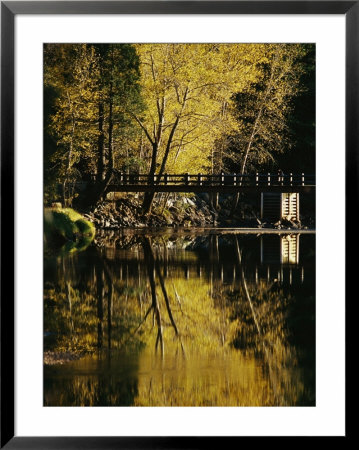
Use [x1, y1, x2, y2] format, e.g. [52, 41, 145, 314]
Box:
[44, 232, 315, 406]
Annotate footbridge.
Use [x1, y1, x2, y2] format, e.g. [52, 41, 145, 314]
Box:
[106, 172, 315, 194]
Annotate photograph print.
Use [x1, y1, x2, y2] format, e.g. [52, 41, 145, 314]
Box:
[43, 43, 315, 407]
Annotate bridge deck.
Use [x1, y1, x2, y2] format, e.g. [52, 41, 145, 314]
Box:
[106, 184, 315, 193]
[105, 173, 315, 193]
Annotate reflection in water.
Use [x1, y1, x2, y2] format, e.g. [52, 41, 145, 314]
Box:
[261, 234, 300, 265]
[44, 231, 315, 406]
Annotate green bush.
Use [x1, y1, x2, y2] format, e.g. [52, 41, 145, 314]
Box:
[44, 207, 95, 251]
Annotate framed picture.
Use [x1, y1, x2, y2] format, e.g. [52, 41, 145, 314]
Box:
[1, 1, 351, 447]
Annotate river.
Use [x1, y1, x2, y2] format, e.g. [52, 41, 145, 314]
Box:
[44, 229, 315, 406]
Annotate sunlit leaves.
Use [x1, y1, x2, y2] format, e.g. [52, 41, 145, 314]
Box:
[45, 44, 101, 177]
[132, 44, 266, 174]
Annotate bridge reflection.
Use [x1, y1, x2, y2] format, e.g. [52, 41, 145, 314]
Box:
[44, 231, 315, 406]
[97, 233, 310, 288]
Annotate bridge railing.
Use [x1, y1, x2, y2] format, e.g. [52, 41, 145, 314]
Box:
[111, 172, 315, 187]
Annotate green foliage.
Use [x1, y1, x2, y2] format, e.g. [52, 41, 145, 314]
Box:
[75, 218, 94, 235]
[44, 44, 144, 204]
[44, 207, 95, 251]
[224, 44, 313, 174]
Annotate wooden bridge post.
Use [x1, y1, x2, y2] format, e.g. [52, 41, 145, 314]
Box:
[221, 172, 224, 185]
[164, 173, 168, 185]
[302, 173, 305, 186]
[233, 173, 237, 186]
[267, 172, 271, 186]
[256, 172, 259, 186]
[185, 172, 189, 185]
[290, 173, 293, 186]
[198, 173, 202, 186]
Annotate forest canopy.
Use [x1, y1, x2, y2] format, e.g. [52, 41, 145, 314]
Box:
[44, 43, 315, 211]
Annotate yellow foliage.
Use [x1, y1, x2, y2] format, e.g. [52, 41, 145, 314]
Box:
[132, 44, 267, 174]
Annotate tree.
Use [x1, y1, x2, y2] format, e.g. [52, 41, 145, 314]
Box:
[92, 44, 143, 183]
[44, 43, 313, 212]
[44, 44, 143, 207]
[44, 44, 101, 205]
[128, 44, 266, 214]
[227, 44, 309, 211]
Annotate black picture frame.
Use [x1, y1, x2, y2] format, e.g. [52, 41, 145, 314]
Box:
[1, 1, 352, 447]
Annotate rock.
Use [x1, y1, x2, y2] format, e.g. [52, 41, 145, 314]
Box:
[87, 194, 217, 229]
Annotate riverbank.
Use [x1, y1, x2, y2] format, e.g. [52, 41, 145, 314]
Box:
[83, 193, 314, 231]
[95, 227, 316, 239]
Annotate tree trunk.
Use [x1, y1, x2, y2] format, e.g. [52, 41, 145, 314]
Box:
[63, 91, 75, 207]
[97, 102, 105, 182]
[76, 90, 115, 209]
[142, 192, 155, 215]
[141, 141, 158, 214]
[141, 90, 187, 215]
[107, 47, 114, 176]
[214, 192, 219, 210]
[88, 90, 115, 206]
[108, 100, 113, 173]
[62, 180, 67, 208]
[209, 192, 219, 211]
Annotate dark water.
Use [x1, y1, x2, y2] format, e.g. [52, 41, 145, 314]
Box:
[44, 230, 315, 406]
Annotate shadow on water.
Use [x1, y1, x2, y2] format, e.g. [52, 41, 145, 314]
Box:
[44, 230, 315, 406]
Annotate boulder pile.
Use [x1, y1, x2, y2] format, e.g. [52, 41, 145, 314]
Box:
[84, 194, 216, 229]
